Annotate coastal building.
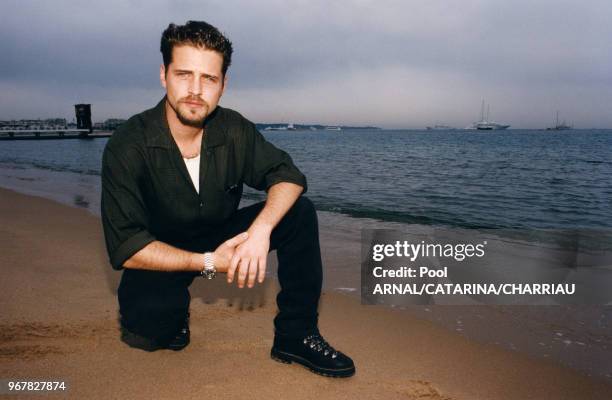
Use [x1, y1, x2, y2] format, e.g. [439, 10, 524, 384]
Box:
[0, 118, 67, 131]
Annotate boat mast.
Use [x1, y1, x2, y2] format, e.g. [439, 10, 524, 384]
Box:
[480, 99, 485, 122]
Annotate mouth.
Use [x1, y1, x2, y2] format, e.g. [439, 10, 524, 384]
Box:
[180, 98, 206, 107]
[183, 101, 204, 107]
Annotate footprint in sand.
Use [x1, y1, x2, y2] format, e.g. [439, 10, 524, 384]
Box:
[0, 321, 114, 360]
[379, 380, 453, 400]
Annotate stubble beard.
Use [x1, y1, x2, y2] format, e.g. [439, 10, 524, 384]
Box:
[168, 96, 210, 128]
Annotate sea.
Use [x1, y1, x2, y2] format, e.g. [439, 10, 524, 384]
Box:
[1, 128, 611, 383]
[1, 129, 611, 230]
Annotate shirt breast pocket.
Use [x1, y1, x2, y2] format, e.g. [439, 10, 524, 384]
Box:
[202, 184, 241, 221]
[222, 183, 242, 215]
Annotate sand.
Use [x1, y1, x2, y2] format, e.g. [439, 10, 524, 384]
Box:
[1, 187, 611, 399]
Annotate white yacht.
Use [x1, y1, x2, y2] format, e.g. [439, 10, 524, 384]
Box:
[470, 100, 510, 130]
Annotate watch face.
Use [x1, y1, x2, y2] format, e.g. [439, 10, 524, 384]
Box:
[203, 268, 216, 280]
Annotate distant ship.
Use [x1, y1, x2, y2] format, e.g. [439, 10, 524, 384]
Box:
[546, 111, 573, 131]
[469, 100, 510, 130]
[426, 125, 456, 131]
[265, 123, 296, 131]
[325, 126, 342, 131]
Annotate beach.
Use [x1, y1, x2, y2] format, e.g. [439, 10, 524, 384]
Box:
[1, 187, 611, 399]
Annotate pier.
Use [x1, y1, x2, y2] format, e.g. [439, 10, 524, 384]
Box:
[0, 130, 112, 141]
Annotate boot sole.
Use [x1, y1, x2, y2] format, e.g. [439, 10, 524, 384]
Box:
[121, 329, 189, 352]
[167, 338, 190, 351]
[270, 348, 355, 378]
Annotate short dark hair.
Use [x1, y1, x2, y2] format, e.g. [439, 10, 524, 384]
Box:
[160, 21, 233, 76]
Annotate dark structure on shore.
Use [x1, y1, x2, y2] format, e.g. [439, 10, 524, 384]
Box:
[0, 104, 112, 141]
[75, 104, 93, 133]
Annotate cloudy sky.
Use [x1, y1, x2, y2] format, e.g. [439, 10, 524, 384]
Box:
[1, 0, 610, 128]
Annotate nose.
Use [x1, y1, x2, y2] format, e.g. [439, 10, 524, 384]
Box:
[188, 76, 202, 96]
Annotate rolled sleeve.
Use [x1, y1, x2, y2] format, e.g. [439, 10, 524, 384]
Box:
[244, 122, 308, 193]
[101, 146, 155, 270]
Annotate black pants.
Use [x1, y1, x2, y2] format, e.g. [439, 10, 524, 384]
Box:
[117, 196, 323, 344]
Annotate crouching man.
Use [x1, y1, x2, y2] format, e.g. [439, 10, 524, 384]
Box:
[100, 20, 355, 378]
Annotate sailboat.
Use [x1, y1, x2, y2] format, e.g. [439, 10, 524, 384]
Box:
[546, 111, 572, 130]
[469, 100, 510, 130]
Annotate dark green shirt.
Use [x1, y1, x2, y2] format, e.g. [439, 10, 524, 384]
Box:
[101, 97, 307, 270]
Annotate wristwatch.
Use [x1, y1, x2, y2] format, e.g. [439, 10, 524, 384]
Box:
[201, 253, 216, 279]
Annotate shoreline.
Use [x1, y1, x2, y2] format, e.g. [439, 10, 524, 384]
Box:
[1, 186, 612, 399]
[1, 160, 612, 382]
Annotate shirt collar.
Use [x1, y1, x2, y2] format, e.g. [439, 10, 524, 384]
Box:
[145, 96, 226, 149]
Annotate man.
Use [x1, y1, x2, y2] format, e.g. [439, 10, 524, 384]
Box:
[101, 20, 355, 378]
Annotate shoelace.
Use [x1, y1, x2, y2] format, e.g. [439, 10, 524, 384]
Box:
[303, 334, 338, 359]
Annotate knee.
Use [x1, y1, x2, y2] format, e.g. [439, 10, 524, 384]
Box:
[293, 196, 316, 219]
[277, 196, 317, 233]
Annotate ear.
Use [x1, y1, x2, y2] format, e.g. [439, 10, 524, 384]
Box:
[160, 64, 167, 89]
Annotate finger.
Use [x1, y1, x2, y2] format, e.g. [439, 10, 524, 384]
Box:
[257, 256, 267, 284]
[223, 232, 249, 249]
[228, 254, 240, 283]
[237, 258, 250, 288]
[247, 258, 258, 288]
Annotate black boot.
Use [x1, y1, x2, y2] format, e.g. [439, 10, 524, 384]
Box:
[271, 331, 355, 378]
[120, 312, 190, 352]
[166, 312, 190, 351]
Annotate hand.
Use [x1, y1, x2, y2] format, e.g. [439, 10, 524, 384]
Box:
[211, 232, 249, 273]
[227, 227, 271, 288]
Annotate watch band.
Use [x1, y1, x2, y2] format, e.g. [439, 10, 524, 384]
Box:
[201, 252, 216, 279]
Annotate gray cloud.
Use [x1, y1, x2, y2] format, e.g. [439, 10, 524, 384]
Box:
[1, 0, 611, 128]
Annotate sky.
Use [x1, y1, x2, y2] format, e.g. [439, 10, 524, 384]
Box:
[1, 0, 611, 129]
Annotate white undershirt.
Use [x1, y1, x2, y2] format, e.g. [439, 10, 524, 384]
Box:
[183, 154, 200, 194]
